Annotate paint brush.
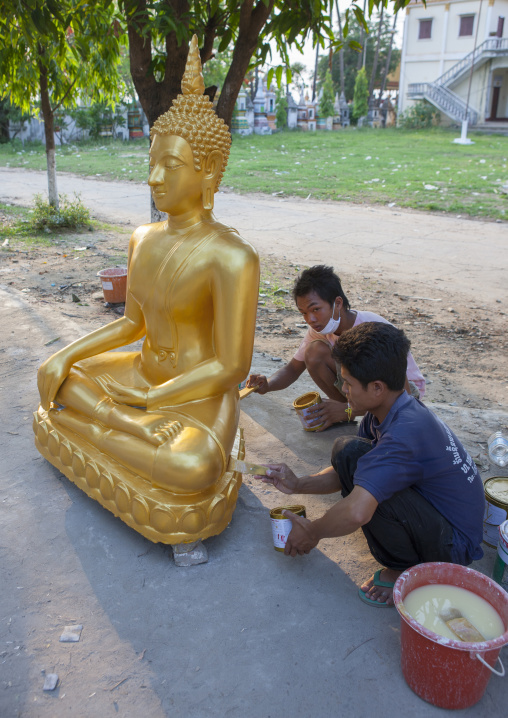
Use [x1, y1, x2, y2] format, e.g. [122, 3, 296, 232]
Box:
[439, 607, 485, 642]
[239, 385, 259, 400]
[227, 458, 269, 476]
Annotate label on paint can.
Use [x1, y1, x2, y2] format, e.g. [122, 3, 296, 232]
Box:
[483, 500, 507, 547]
[498, 520, 508, 563]
[271, 517, 293, 550]
[102, 281, 114, 290]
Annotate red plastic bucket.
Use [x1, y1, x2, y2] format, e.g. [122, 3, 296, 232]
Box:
[97, 267, 127, 303]
[394, 562, 508, 710]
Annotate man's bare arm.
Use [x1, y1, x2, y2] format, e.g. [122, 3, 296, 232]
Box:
[248, 358, 306, 394]
[283, 486, 379, 556]
[256, 463, 341, 495]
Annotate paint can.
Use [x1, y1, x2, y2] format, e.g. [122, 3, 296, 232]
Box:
[270, 505, 306, 552]
[483, 477, 508, 548]
[493, 520, 508, 584]
[293, 391, 323, 431]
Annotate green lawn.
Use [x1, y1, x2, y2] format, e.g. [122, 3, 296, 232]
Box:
[1, 127, 507, 220]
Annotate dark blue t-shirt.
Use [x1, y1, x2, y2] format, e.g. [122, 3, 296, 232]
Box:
[355, 392, 484, 565]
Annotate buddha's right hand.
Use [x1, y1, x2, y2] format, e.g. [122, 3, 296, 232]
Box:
[247, 374, 269, 394]
[37, 352, 72, 410]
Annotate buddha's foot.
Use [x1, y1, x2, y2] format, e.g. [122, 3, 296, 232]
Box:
[53, 401, 184, 448]
[172, 540, 208, 566]
[96, 400, 184, 447]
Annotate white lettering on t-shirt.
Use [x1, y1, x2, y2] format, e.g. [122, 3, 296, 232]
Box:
[441, 421, 477, 484]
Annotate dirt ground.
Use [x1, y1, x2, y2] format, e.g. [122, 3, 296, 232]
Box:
[2, 213, 507, 418]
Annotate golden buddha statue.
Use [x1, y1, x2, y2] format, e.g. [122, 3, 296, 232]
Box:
[33, 36, 260, 559]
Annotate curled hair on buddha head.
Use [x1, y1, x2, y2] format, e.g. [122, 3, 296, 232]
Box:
[333, 322, 410, 391]
[150, 34, 231, 192]
[292, 265, 350, 309]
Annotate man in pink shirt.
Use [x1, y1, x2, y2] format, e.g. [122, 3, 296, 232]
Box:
[247, 265, 425, 429]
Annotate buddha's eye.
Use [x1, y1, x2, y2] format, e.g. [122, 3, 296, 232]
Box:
[165, 162, 183, 170]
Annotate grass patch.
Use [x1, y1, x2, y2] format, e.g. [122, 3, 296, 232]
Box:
[30, 193, 91, 231]
[1, 129, 507, 220]
[0, 138, 150, 183]
[0, 201, 113, 247]
[224, 127, 507, 220]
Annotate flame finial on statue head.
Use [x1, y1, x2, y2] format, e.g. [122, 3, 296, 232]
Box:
[181, 35, 205, 96]
[150, 34, 231, 190]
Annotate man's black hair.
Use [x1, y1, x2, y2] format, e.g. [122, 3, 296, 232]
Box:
[333, 322, 410, 391]
[292, 265, 350, 310]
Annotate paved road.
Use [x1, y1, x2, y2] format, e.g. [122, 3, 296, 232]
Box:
[1, 167, 506, 305]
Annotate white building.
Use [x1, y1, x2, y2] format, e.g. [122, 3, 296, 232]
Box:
[398, 0, 508, 126]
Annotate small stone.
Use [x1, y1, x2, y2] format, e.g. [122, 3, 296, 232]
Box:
[72, 294, 81, 303]
[172, 540, 208, 566]
[59, 624, 83, 642]
[447, 307, 455, 313]
[271, 357, 282, 362]
[43, 674, 59, 691]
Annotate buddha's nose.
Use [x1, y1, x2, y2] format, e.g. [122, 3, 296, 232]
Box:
[148, 167, 163, 186]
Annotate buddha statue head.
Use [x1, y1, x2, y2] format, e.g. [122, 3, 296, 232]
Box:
[149, 35, 231, 214]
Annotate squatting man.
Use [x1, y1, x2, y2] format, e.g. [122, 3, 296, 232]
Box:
[256, 323, 484, 607]
[247, 265, 425, 430]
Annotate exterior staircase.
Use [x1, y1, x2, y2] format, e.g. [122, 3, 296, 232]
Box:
[407, 37, 508, 124]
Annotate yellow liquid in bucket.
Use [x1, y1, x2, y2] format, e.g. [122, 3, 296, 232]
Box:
[403, 584, 504, 640]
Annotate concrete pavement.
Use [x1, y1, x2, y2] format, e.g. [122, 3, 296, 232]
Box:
[1, 169, 508, 717]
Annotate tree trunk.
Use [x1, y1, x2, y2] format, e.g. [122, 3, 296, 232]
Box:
[38, 58, 58, 209]
[125, 0, 189, 128]
[123, 0, 274, 217]
[368, 6, 384, 98]
[379, 14, 398, 101]
[334, 0, 345, 97]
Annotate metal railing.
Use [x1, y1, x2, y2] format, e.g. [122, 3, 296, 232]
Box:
[435, 37, 508, 87]
[407, 83, 478, 124]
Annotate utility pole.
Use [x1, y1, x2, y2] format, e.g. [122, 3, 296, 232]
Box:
[335, 0, 346, 97]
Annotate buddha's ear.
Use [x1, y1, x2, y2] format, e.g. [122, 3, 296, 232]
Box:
[202, 149, 223, 210]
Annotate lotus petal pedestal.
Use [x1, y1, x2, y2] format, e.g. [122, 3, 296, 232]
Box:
[33, 406, 244, 545]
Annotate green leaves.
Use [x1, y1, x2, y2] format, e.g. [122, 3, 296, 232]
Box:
[0, 0, 126, 113]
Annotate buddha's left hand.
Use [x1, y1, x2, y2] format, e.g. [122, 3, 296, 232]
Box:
[96, 375, 148, 407]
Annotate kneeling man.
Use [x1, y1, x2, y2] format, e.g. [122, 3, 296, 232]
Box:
[257, 323, 484, 607]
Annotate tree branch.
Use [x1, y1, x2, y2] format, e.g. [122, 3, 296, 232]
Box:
[124, 0, 157, 100]
[52, 76, 79, 113]
[217, 0, 275, 127]
[200, 13, 219, 63]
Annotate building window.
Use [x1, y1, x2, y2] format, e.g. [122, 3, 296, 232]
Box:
[418, 18, 433, 40]
[309, 109, 314, 119]
[459, 15, 475, 36]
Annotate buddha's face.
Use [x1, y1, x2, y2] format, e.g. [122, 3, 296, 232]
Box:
[148, 135, 203, 215]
